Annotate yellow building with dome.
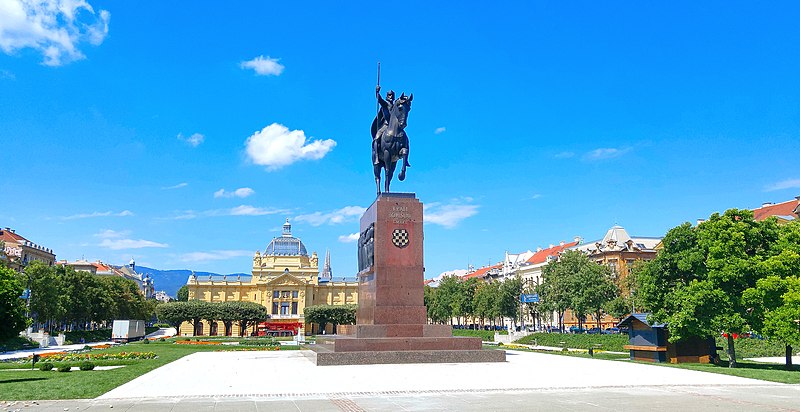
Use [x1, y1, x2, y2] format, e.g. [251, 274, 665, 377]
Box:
[179, 219, 358, 337]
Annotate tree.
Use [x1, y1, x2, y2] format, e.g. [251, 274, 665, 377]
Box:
[539, 250, 581, 331]
[573, 262, 618, 331]
[176, 285, 189, 302]
[431, 275, 460, 325]
[25, 261, 65, 332]
[637, 210, 780, 368]
[304, 304, 356, 334]
[761, 277, 800, 369]
[498, 276, 523, 328]
[224, 301, 269, 337]
[453, 278, 478, 326]
[155, 301, 191, 329]
[473, 282, 500, 327]
[0, 265, 28, 340]
[423, 285, 436, 323]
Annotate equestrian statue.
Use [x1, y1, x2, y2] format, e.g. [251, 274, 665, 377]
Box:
[371, 84, 412, 194]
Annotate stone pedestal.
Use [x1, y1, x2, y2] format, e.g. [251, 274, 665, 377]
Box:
[309, 193, 505, 365]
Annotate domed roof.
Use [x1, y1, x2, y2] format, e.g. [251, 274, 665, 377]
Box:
[265, 219, 308, 256]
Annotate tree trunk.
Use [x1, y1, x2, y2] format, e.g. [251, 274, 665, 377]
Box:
[786, 345, 793, 370]
[726, 333, 737, 368]
[596, 310, 602, 331]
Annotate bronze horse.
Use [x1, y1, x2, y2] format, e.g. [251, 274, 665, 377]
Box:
[371, 93, 412, 194]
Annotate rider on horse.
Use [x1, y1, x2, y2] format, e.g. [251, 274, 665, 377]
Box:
[375, 85, 411, 168]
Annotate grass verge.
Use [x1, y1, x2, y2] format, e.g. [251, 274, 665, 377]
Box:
[501, 345, 800, 384]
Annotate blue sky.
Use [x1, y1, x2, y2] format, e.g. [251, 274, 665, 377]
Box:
[1, 1, 799, 282]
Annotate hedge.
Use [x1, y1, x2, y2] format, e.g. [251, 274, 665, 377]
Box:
[452, 329, 495, 342]
[65, 327, 159, 343]
[515, 333, 628, 352]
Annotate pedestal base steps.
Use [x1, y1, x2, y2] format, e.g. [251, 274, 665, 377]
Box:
[307, 344, 506, 366]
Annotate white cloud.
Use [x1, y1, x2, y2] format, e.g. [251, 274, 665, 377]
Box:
[338, 233, 360, 243]
[61, 210, 133, 220]
[554, 151, 575, 159]
[245, 123, 336, 170]
[0, 0, 110, 66]
[295, 206, 366, 226]
[162, 182, 188, 190]
[178, 250, 252, 262]
[583, 147, 631, 160]
[214, 187, 255, 198]
[434, 127, 446, 134]
[95, 229, 167, 250]
[99, 238, 168, 250]
[240, 55, 284, 76]
[764, 178, 800, 192]
[531, 193, 542, 200]
[0, 69, 14, 80]
[424, 201, 479, 228]
[229, 205, 278, 216]
[178, 132, 204, 147]
[168, 205, 287, 220]
[93, 229, 128, 239]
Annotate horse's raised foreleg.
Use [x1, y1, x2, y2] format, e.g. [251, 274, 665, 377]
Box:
[398, 150, 408, 181]
[383, 150, 394, 193]
[374, 163, 382, 196]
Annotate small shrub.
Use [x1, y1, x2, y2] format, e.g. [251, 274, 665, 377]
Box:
[83, 345, 92, 351]
[158, 337, 165, 342]
[79, 361, 95, 371]
[38, 362, 54, 371]
[57, 365, 72, 372]
[142, 339, 150, 344]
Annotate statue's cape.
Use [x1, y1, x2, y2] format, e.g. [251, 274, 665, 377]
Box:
[370, 114, 382, 139]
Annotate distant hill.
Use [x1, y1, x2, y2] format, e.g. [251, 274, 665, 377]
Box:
[136, 266, 249, 298]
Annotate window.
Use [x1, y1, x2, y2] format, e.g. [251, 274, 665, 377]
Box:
[281, 290, 290, 298]
[291, 302, 298, 315]
[292, 290, 299, 298]
[273, 290, 279, 298]
[281, 302, 290, 315]
[272, 302, 279, 315]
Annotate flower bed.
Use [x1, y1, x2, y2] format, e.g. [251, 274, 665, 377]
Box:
[216, 346, 281, 352]
[175, 340, 222, 345]
[30, 351, 157, 362]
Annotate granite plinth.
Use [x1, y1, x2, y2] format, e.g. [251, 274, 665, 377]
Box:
[338, 324, 452, 338]
[317, 335, 481, 352]
[308, 345, 506, 366]
[314, 193, 505, 366]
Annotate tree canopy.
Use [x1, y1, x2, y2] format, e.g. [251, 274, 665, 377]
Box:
[0, 265, 28, 340]
[635, 209, 788, 367]
[304, 304, 356, 333]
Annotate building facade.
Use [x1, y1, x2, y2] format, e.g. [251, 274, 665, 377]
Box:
[62, 259, 155, 299]
[180, 219, 358, 337]
[0, 227, 56, 272]
[562, 225, 661, 329]
[751, 197, 800, 224]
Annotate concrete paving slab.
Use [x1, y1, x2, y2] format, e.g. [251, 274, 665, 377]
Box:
[98, 349, 778, 400]
[15, 385, 800, 412]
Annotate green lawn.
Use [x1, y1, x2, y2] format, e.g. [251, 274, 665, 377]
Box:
[658, 360, 800, 384]
[0, 340, 296, 400]
[501, 345, 800, 384]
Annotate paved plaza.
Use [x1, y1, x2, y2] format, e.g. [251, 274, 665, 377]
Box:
[5, 349, 800, 411]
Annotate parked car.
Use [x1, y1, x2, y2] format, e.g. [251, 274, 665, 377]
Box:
[568, 326, 585, 334]
[602, 327, 620, 334]
[586, 327, 602, 334]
